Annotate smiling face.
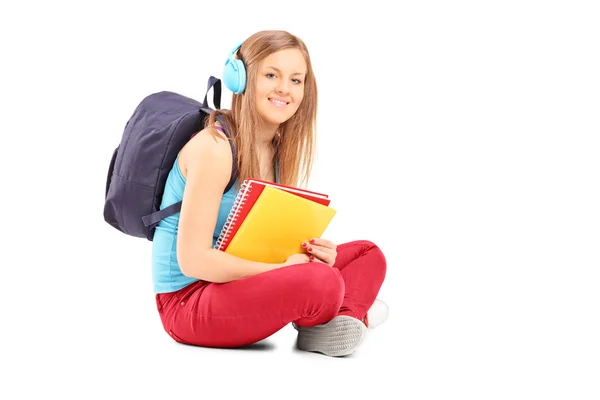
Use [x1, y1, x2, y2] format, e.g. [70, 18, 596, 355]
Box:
[254, 48, 307, 130]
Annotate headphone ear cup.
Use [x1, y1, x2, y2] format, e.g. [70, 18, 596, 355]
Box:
[223, 58, 246, 94]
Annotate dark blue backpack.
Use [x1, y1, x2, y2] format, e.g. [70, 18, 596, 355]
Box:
[104, 76, 237, 241]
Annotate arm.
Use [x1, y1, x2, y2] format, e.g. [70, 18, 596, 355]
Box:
[176, 128, 283, 283]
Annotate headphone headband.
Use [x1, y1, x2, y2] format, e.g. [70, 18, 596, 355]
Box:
[226, 41, 244, 63]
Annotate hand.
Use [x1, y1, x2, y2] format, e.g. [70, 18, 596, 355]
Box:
[302, 238, 337, 267]
[282, 253, 311, 267]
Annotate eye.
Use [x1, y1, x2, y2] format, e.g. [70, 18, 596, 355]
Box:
[266, 73, 276, 79]
[292, 78, 303, 84]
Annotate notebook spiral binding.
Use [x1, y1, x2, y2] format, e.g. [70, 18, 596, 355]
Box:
[214, 180, 252, 251]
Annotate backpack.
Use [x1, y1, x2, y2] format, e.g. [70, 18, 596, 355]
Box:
[103, 76, 238, 241]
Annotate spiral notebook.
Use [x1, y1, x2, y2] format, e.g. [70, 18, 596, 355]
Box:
[214, 179, 336, 263]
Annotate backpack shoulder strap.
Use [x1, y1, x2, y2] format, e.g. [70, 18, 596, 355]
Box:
[214, 114, 238, 193]
[142, 202, 182, 228]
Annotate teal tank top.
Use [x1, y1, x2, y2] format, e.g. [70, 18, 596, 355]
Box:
[151, 154, 238, 293]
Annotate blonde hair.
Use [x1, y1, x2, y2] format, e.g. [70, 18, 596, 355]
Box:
[206, 30, 317, 189]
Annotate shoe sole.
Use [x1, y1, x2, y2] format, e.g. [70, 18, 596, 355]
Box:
[296, 315, 368, 357]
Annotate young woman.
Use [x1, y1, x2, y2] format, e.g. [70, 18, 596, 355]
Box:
[152, 30, 388, 357]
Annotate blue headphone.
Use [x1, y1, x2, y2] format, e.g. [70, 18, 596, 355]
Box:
[222, 42, 246, 94]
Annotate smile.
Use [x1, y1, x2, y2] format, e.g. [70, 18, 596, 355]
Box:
[269, 98, 289, 108]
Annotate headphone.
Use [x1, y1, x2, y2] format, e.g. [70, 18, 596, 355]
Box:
[222, 42, 246, 94]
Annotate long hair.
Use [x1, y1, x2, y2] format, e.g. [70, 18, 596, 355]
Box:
[206, 30, 318, 189]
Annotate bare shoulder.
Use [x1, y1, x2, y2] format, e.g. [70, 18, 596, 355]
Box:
[178, 126, 232, 181]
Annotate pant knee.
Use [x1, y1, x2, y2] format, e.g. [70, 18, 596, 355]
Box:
[301, 262, 345, 301]
[342, 240, 387, 278]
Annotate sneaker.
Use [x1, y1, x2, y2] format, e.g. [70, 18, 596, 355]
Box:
[295, 315, 368, 357]
[365, 298, 389, 330]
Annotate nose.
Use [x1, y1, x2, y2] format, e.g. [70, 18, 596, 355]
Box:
[275, 79, 290, 94]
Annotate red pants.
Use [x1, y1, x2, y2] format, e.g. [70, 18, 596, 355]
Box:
[155, 240, 387, 347]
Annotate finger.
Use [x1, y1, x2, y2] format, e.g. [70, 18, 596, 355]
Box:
[306, 246, 334, 265]
[309, 255, 326, 264]
[306, 244, 337, 263]
[308, 238, 337, 250]
[302, 242, 332, 253]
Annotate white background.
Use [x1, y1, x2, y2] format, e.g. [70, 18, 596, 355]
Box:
[1, 0, 599, 399]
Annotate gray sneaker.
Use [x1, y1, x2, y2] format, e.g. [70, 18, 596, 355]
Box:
[295, 315, 368, 357]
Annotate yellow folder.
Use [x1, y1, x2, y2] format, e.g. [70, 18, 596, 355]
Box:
[224, 185, 337, 263]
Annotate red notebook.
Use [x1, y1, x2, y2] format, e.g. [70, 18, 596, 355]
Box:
[214, 178, 330, 252]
